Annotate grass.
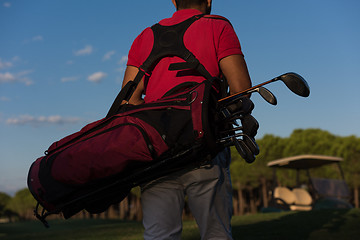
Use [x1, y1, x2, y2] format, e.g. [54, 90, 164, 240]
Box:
[231, 209, 360, 240]
[1, 209, 359, 240]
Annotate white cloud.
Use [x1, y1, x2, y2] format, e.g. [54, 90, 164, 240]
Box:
[0, 96, 10, 102]
[17, 70, 33, 77]
[12, 56, 20, 62]
[88, 71, 107, 83]
[0, 71, 34, 85]
[0, 72, 15, 83]
[0, 58, 13, 69]
[74, 45, 93, 56]
[116, 55, 128, 72]
[61, 76, 79, 82]
[103, 50, 116, 61]
[118, 55, 128, 65]
[3, 2, 11, 8]
[32, 35, 43, 41]
[23, 35, 44, 44]
[6, 115, 82, 126]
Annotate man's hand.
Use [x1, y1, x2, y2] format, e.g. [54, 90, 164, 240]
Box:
[122, 66, 145, 105]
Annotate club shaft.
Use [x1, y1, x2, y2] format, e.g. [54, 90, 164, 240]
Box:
[218, 77, 280, 103]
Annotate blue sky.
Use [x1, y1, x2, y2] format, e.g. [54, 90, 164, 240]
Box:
[0, 0, 359, 195]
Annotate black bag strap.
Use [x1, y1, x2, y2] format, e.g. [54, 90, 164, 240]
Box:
[107, 14, 215, 118]
[144, 15, 212, 80]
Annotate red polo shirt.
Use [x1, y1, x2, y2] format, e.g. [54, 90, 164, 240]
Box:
[127, 9, 243, 103]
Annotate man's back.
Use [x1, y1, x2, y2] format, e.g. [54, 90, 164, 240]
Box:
[127, 9, 243, 102]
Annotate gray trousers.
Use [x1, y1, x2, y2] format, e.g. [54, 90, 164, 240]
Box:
[141, 148, 233, 240]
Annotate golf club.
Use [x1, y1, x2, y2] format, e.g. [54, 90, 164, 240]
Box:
[254, 87, 277, 105]
[218, 72, 310, 103]
[220, 114, 259, 137]
[233, 136, 258, 163]
[217, 72, 310, 163]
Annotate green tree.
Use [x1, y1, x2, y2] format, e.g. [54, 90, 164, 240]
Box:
[257, 134, 287, 161]
[0, 192, 11, 217]
[7, 188, 37, 220]
[338, 136, 360, 207]
[283, 128, 337, 156]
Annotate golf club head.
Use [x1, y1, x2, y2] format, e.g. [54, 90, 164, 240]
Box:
[280, 72, 310, 97]
[241, 114, 259, 138]
[257, 87, 277, 105]
[219, 97, 254, 121]
[243, 135, 260, 156]
[233, 138, 256, 163]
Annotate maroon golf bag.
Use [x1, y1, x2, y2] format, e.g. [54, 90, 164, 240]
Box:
[28, 78, 224, 223]
[27, 14, 258, 227]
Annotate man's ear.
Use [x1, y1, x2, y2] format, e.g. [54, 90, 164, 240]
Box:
[207, 0, 212, 8]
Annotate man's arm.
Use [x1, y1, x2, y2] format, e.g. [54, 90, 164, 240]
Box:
[121, 65, 145, 105]
[219, 54, 252, 95]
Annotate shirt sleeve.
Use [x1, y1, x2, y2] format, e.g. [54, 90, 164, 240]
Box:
[216, 21, 243, 62]
[127, 28, 154, 68]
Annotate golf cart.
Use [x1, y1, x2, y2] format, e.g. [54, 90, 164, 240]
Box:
[264, 154, 353, 212]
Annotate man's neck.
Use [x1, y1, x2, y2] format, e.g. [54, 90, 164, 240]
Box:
[178, 6, 207, 14]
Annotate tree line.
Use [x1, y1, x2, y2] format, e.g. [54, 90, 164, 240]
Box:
[1, 128, 359, 222]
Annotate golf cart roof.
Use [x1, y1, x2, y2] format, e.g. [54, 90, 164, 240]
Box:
[267, 154, 343, 169]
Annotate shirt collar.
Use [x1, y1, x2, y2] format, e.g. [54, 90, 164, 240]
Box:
[159, 9, 203, 26]
[172, 9, 203, 18]
[171, 9, 203, 21]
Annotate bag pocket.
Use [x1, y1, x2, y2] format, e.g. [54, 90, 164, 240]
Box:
[51, 116, 169, 185]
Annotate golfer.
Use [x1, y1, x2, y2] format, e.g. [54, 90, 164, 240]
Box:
[121, 0, 252, 239]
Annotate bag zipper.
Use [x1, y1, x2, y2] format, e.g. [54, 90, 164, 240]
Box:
[45, 100, 188, 156]
[45, 116, 159, 158]
[45, 122, 157, 167]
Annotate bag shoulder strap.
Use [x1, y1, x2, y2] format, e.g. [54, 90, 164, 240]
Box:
[107, 14, 214, 117]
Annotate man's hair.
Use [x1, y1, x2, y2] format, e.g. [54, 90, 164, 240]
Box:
[175, 0, 207, 9]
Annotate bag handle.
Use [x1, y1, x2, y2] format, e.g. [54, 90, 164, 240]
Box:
[106, 70, 145, 118]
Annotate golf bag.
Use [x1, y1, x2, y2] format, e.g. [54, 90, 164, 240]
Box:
[27, 14, 259, 227]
